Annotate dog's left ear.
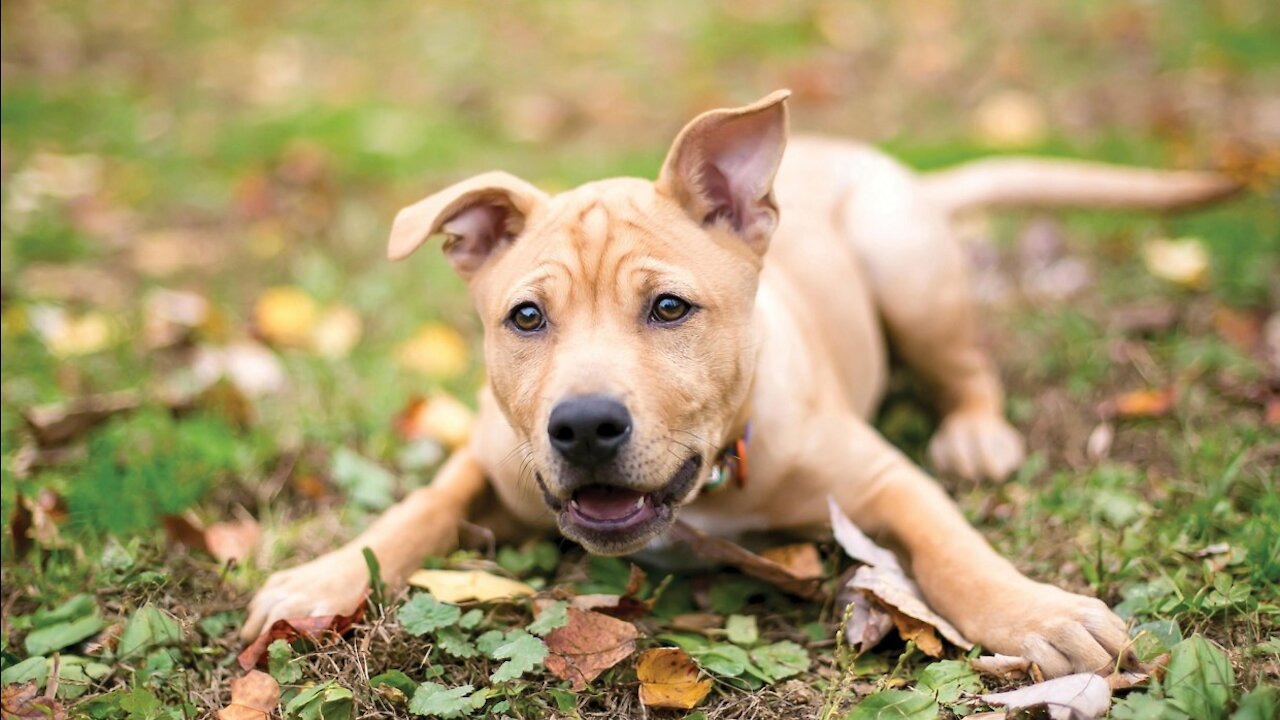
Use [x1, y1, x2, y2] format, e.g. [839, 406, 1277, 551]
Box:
[657, 89, 790, 254]
[387, 171, 548, 279]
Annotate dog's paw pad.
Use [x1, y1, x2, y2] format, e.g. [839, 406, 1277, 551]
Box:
[928, 412, 1025, 482]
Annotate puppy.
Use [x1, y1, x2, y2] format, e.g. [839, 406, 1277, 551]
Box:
[243, 90, 1236, 677]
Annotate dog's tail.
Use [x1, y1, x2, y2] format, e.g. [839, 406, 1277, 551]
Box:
[919, 157, 1241, 215]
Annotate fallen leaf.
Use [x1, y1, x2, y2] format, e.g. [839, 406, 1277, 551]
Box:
[1110, 301, 1180, 335]
[10, 489, 70, 556]
[1106, 669, 1150, 691]
[22, 390, 141, 447]
[1101, 387, 1176, 419]
[670, 613, 724, 632]
[237, 601, 365, 670]
[396, 324, 470, 379]
[972, 89, 1048, 148]
[1212, 305, 1263, 354]
[253, 286, 317, 348]
[1085, 422, 1114, 462]
[217, 670, 280, 720]
[542, 608, 639, 690]
[970, 653, 1042, 683]
[164, 513, 261, 564]
[0, 681, 66, 720]
[309, 304, 362, 358]
[829, 498, 971, 654]
[981, 672, 1111, 720]
[28, 306, 118, 357]
[188, 342, 287, 398]
[554, 564, 652, 620]
[636, 648, 713, 710]
[143, 288, 213, 349]
[394, 393, 475, 448]
[406, 569, 534, 604]
[1142, 237, 1210, 290]
[668, 521, 824, 599]
[760, 543, 824, 581]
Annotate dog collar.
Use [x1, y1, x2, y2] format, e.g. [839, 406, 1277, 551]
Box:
[703, 422, 751, 495]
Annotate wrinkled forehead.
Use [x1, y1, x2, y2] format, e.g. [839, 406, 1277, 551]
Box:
[480, 179, 710, 306]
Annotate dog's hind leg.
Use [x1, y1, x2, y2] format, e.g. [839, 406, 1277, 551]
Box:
[241, 448, 488, 640]
[836, 153, 1024, 481]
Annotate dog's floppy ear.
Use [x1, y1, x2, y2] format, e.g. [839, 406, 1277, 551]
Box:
[657, 89, 790, 254]
[387, 171, 548, 278]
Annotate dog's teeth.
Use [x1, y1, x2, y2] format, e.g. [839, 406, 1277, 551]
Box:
[569, 499, 580, 510]
[632, 497, 645, 510]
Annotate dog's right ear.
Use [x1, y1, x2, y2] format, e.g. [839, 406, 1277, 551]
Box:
[387, 171, 548, 279]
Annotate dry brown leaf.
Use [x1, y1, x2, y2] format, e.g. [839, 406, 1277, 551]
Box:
[10, 489, 70, 556]
[1102, 387, 1176, 420]
[760, 543, 824, 581]
[829, 498, 971, 653]
[981, 672, 1111, 720]
[253, 286, 317, 348]
[394, 394, 475, 448]
[1, 681, 66, 720]
[406, 569, 534, 603]
[1142, 237, 1209, 290]
[668, 521, 824, 599]
[636, 648, 713, 710]
[543, 608, 639, 691]
[1107, 670, 1150, 691]
[888, 608, 943, 657]
[1212, 306, 1263, 354]
[395, 324, 470, 379]
[669, 613, 724, 633]
[163, 513, 260, 564]
[22, 390, 141, 447]
[217, 670, 280, 720]
[237, 601, 365, 670]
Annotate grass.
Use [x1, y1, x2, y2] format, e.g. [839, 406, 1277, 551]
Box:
[1, 1, 1277, 718]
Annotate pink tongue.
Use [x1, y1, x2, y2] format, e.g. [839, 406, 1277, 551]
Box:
[574, 486, 645, 520]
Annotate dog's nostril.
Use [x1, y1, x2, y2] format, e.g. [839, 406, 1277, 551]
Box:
[596, 421, 626, 440]
[551, 425, 575, 443]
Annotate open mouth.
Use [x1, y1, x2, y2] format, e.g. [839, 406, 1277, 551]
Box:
[545, 454, 702, 552]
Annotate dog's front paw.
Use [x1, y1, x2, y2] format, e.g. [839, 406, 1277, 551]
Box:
[240, 548, 370, 641]
[967, 581, 1134, 678]
[928, 410, 1025, 482]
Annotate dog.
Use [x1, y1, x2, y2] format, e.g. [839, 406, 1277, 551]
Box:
[242, 90, 1237, 677]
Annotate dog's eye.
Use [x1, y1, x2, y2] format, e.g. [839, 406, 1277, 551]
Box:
[508, 302, 546, 333]
[650, 294, 693, 324]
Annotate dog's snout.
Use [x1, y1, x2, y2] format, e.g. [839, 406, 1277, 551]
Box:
[548, 394, 632, 467]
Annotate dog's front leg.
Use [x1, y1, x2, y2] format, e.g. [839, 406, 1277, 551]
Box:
[240, 449, 487, 640]
[821, 417, 1133, 677]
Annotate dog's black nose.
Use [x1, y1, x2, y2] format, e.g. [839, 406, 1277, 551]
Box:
[548, 395, 632, 467]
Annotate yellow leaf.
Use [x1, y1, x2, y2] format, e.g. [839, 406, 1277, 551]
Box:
[406, 569, 533, 603]
[636, 648, 712, 709]
[396, 324, 469, 379]
[972, 90, 1048, 149]
[1142, 237, 1210, 290]
[395, 393, 475, 448]
[29, 307, 118, 357]
[310, 304, 362, 358]
[254, 286, 317, 347]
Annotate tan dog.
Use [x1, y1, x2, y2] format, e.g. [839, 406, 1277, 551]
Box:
[243, 91, 1236, 677]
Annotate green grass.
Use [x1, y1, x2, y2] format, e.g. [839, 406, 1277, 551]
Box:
[2, 1, 1277, 718]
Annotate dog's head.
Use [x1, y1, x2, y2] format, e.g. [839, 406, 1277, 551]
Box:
[388, 91, 789, 554]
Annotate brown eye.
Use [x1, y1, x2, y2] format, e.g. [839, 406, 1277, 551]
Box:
[650, 294, 693, 324]
[508, 302, 546, 333]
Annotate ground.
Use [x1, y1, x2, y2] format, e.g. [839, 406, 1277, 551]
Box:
[1, 1, 1277, 718]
